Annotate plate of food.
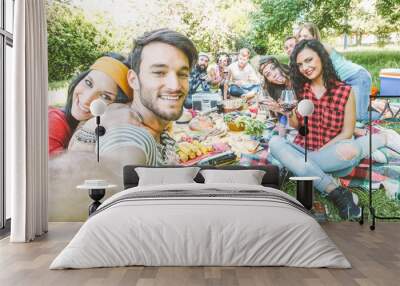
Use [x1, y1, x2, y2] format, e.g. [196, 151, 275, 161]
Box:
[223, 98, 244, 113]
[188, 115, 214, 132]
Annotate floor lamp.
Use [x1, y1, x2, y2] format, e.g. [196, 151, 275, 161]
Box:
[290, 99, 317, 210]
[89, 99, 107, 162]
[297, 99, 315, 162]
[78, 99, 109, 215]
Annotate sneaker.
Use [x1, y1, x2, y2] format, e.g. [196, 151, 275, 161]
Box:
[328, 187, 361, 220]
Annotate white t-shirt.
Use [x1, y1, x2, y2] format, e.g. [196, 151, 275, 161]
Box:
[228, 61, 259, 85]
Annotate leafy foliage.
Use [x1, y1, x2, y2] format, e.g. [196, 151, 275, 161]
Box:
[108, 0, 256, 58]
[47, 1, 116, 82]
[376, 0, 400, 24]
[348, 0, 399, 47]
[249, 0, 352, 54]
[47, 0, 400, 83]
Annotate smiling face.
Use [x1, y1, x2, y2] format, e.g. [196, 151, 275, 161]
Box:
[284, 38, 296, 56]
[297, 28, 315, 42]
[261, 62, 286, 85]
[296, 47, 323, 81]
[131, 41, 190, 121]
[71, 70, 118, 121]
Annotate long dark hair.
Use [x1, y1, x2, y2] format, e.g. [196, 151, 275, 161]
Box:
[216, 52, 231, 66]
[289, 40, 340, 97]
[259, 56, 290, 101]
[64, 52, 131, 131]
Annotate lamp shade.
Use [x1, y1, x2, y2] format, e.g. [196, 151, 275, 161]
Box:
[297, 99, 314, 117]
[89, 99, 107, 116]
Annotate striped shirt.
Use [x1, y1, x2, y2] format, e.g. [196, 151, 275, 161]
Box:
[99, 124, 163, 166]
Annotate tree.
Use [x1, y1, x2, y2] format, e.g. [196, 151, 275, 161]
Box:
[57, 0, 256, 59]
[348, 0, 398, 47]
[376, 0, 400, 24]
[250, 0, 305, 54]
[348, 0, 379, 46]
[115, 0, 255, 56]
[249, 0, 352, 54]
[46, 1, 116, 82]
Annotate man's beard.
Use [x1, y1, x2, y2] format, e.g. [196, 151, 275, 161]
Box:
[197, 64, 207, 71]
[138, 81, 186, 121]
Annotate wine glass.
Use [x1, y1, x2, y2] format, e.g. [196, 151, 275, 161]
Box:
[280, 89, 297, 113]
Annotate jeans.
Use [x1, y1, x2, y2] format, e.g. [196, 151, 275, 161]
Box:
[345, 68, 380, 121]
[269, 134, 386, 194]
[228, 84, 260, 97]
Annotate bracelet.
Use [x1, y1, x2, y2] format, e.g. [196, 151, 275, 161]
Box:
[75, 128, 96, 144]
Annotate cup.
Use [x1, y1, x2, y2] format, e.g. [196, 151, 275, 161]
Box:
[217, 102, 224, 114]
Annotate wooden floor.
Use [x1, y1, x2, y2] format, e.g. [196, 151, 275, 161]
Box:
[0, 222, 399, 286]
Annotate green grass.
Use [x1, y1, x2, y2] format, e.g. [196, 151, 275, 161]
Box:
[353, 188, 400, 219]
[281, 179, 344, 222]
[281, 176, 400, 222]
[48, 79, 69, 91]
[381, 120, 400, 133]
[343, 50, 400, 89]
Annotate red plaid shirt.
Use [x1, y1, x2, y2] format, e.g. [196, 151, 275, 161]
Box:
[293, 81, 352, 151]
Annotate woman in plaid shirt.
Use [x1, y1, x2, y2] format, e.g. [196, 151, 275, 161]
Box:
[296, 22, 381, 121]
[269, 40, 400, 220]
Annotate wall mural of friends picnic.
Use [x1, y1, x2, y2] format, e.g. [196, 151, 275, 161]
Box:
[47, 0, 400, 221]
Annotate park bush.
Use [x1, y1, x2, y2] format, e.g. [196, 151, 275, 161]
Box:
[47, 2, 116, 82]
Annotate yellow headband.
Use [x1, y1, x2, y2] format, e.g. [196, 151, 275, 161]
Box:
[90, 56, 133, 101]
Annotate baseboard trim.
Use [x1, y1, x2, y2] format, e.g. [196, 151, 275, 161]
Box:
[0, 218, 11, 239]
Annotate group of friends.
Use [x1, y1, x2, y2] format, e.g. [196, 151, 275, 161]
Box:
[48, 23, 400, 220]
[184, 48, 261, 109]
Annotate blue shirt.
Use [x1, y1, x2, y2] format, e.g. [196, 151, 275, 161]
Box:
[330, 50, 363, 81]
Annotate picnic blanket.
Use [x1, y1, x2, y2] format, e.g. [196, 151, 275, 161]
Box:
[340, 121, 400, 200]
[240, 122, 400, 201]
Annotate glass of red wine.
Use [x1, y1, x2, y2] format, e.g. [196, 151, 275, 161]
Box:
[280, 89, 297, 113]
